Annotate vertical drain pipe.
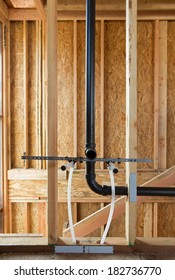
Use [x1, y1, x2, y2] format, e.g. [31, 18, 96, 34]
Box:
[85, 0, 103, 195]
[85, 0, 97, 160]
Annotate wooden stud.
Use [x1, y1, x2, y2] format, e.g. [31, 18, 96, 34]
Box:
[158, 21, 167, 170]
[9, 202, 12, 233]
[42, 21, 47, 169]
[154, 20, 159, 170]
[23, 21, 29, 169]
[36, 20, 42, 169]
[24, 203, 30, 233]
[73, 203, 77, 224]
[125, 0, 137, 245]
[38, 202, 47, 236]
[0, 23, 2, 221]
[73, 20, 77, 159]
[144, 203, 153, 237]
[100, 20, 104, 170]
[100, 202, 105, 236]
[34, 0, 46, 21]
[3, 21, 10, 233]
[47, 0, 58, 244]
[153, 203, 158, 237]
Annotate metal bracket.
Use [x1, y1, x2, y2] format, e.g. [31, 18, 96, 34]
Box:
[129, 173, 137, 202]
[55, 245, 113, 254]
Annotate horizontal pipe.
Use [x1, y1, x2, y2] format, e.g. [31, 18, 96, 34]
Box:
[102, 185, 175, 196]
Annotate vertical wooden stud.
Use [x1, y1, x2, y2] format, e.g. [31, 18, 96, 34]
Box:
[36, 20, 42, 169]
[73, 20, 78, 159]
[23, 21, 29, 169]
[24, 202, 30, 233]
[153, 202, 158, 237]
[125, 0, 137, 245]
[144, 203, 153, 237]
[3, 21, 10, 233]
[42, 21, 47, 169]
[47, 0, 58, 244]
[158, 21, 167, 170]
[154, 20, 159, 170]
[100, 20, 105, 170]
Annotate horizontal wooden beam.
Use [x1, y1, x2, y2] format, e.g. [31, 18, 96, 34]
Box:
[0, 0, 8, 20]
[64, 165, 175, 237]
[56, 0, 175, 11]
[8, 169, 67, 180]
[9, 9, 175, 21]
[9, 9, 39, 21]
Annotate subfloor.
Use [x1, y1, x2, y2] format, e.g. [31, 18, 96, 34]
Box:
[0, 251, 175, 260]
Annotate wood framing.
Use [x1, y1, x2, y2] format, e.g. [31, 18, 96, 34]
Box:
[158, 21, 167, 170]
[10, 0, 35, 8]
[100, 20, 104, 170]
[9, 9, 40, 21]
[23, 21, 29, 169]
[63, 165, 175, 237]
[36, 20, 42, 169]
[34, 0, 46, 21]
[0, 0, 8, 21]
[73, 20, 77, 158]
[47, 0, 58, 244]
[8, 10, 175, 21]
[125, 0, 137, 245]
[154, 20, 159, 170]
[56, 0, 175, 11]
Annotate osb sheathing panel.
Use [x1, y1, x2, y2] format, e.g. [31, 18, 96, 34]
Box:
[77, 21, 85, 166]
[28, 22, 37, 168]
[10, 22, 24, 168]
[158, 203, 175, 237]
[12, 203, 25, 233]
[137, 22, 154, 169]
[104, 21, 126, 169]
[57, 21, 74, 167]
[167, 22, 175, 168]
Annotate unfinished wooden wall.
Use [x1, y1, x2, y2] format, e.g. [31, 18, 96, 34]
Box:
[7, 19, 175, 238]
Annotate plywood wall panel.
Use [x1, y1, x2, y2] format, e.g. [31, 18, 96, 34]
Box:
[10, 22, 24, 168]
[167, 22, 175, 168]
[104, 21, 126, 168]
[158, 203, 175, 237]
[57, 21, 74, 167]
[137, 22, 154, 169]
[12, 202, 25, 233]
[95, 21, 101, 168]
[28, 21, 37, 168]
[77, 21, 85, 166]
[30, 203, 39, 233]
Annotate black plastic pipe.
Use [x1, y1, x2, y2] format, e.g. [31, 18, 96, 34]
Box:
[85, 0, 175, 198]
[85, 0, 96, 160]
